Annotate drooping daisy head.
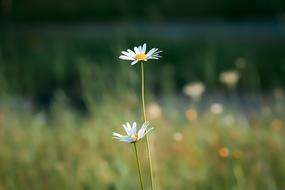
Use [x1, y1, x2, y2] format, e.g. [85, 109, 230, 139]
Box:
[119, 43, 162, 65]
[112, 122, 153, 143]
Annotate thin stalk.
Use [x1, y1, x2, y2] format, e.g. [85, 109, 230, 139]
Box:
[141, 62, 155, 190]
[133, 143, 145, 190]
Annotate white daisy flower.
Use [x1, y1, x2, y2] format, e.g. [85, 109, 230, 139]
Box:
[119, 43, 162, 65]
[219, 70, 240, 88]
[183, 81, 205, 100]
[112, 122, 153, 143]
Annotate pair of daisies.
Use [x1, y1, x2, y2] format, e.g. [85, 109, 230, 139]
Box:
[113, 43, 162, 143]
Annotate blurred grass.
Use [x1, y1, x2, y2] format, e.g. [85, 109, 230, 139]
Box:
[0, 89, 285, 189]
[0, 59, 285, 189]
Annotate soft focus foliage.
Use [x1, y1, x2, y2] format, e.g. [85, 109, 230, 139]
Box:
[0, 67, 285, 189]
[2, 0, 285, 20]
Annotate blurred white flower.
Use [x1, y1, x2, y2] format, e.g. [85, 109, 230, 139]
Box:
[173, 132, 183, 142]
[219, 70, 240, 88]
[147, 102, 162, 120]
[210, 103, 224, 115]
[119, 43, 162, 65]
[183, 81, 205, 100]
[112, 122, 153, 143]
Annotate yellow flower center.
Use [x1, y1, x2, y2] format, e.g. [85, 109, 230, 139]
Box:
[134, 133, 139, 141]
[135, 53, 147, 60]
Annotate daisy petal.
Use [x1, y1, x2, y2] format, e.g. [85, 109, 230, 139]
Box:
[127, 49, 136, 57]
[138, 122, 151, 139]
[151, 56, 161, 59]
[119, 136, 134, 142]
[144, 128, 154, 136]
[142, 43, 146, 53]
[112, 132, 123, 138]
[134, 47, 140, 54]
[121, 51, 132, 57]
[119, 55, 135, 60]
[138, 126, 147, 139]
[122, 124, 131, 136]
[146, 48, 157, 57]
[154, 50, 163, 54]
[132, 122, 137, 133]
[126, 122, 132, 133]
[138, 46, 142, 53]
[131, 60, 138, 65]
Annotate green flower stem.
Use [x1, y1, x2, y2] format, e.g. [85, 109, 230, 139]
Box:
[141, 62, 155, 190]
[133, 143, 145, 190]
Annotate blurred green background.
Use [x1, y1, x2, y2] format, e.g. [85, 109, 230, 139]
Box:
[1, 1, 285, 190]
[1, 0, 285, 20]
